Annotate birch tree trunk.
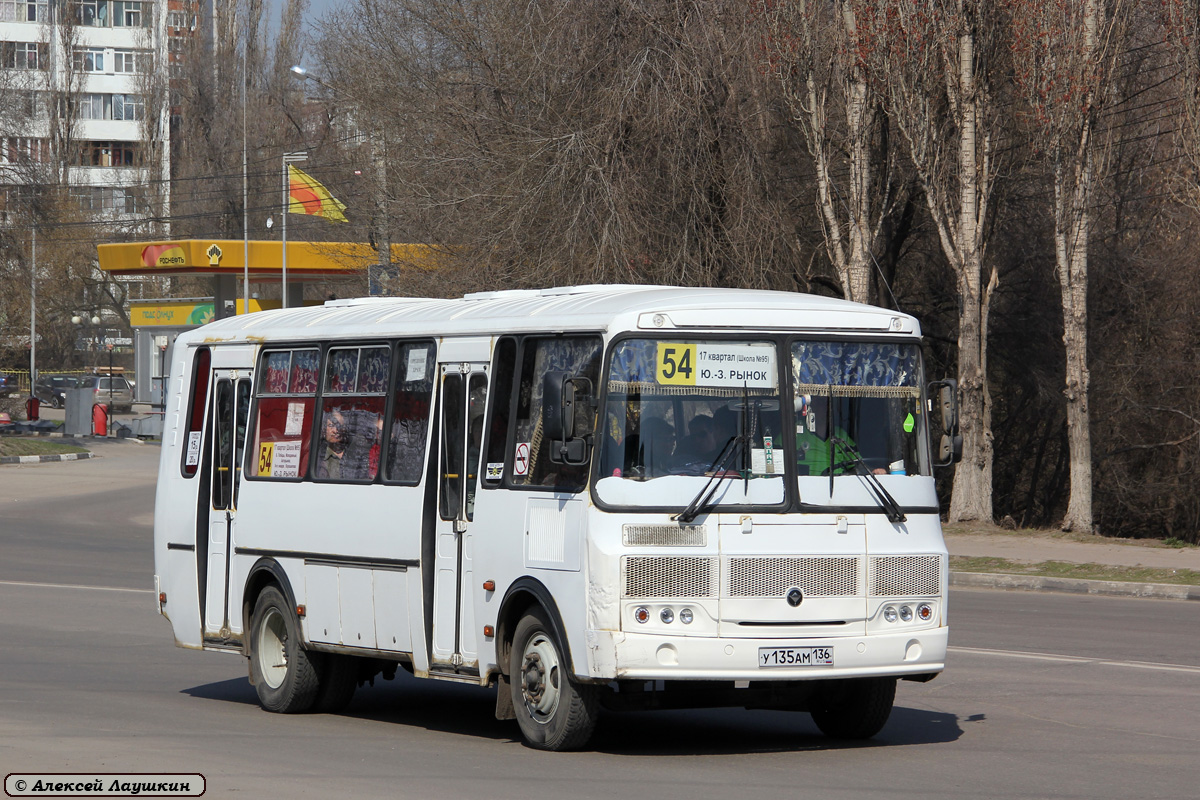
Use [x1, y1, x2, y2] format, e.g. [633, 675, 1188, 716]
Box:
[873, 1, 999, 522]
[763, 0, 885, 304]
[1008, 0, 1126, 532]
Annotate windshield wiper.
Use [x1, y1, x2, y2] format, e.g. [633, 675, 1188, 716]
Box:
[673, 434, 744, 524]
[831, 437, 907, 524]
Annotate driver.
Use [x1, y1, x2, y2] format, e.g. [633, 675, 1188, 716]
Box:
[795, 395, 883, 476]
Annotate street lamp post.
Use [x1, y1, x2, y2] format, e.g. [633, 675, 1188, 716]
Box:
[106, 343, 114, 437]
[30, 226, 37, 391]
[282, 151, 308, 308]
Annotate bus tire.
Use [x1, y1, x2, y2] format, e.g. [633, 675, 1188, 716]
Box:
[510, 608, 598, 751]
[248, 586, 319, 713]
[312, 654, 358, 713]
[810, 677, 896, 740]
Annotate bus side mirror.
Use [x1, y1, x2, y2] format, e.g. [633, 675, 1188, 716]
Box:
[927, 379, 958, 432]
[927, 379, 961, 467]
[543, 372, 593, 465]
[937, 433, 963, 465]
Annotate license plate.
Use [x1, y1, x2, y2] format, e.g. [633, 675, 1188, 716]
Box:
[758, 646, 834, 668]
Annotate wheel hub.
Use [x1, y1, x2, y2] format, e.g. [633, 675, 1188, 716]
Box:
[519, 633, 561, 721]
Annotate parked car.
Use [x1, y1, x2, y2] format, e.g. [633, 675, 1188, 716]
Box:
[0, 372, 20, 397]
[33, 376, 79, 409]
[77, 375, 134, 413]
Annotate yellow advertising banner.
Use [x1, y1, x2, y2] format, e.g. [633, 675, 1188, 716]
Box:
[130, 299, 276, 327]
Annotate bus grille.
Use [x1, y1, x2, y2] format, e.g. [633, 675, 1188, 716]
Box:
[622, 524, 707, 547]
[622, 556, 718, 598]
[869, 555, 941, 596]
[726, 556, 860, 597]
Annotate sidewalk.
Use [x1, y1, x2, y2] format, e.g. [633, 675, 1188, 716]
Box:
[945, 529, 1200, 601]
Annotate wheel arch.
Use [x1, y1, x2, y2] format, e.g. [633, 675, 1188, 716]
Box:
[496, 578, 575, 678]
[241, 558, 300, 654]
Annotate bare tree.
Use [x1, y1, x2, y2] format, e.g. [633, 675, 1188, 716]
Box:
[1007, 0, 1130, 532]
[868, 0, 1005, 523]
[314, 0, 805, 295]
[759, 0, 891, 304]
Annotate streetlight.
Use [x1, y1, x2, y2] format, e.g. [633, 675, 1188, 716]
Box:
[282, 151, 308, 308]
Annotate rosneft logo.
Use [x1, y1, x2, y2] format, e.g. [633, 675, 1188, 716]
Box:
[141, 243, 187, 267]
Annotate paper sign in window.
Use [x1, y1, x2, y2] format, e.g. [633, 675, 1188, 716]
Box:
[284, 402, 305, 436]
[406, 349, 428, 383]
[271, 440, 303, 478]
[185, 431, 203, 466]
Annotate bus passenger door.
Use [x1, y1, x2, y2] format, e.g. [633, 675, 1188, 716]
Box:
[431, 364, 488, 671]
[202, 370, 251, 641]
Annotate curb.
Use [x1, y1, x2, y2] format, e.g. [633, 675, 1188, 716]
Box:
[0, 452, 96, 465]
[950, 570, 1200, 602]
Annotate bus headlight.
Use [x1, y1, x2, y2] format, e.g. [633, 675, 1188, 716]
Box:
[917, 603, 933, 622]
[883, 605, 898, 623]
[634, 607, 650, 624]
[679, 607, 694, 624]
[899, 605, 914, 622]
[660, 607, 674, 624]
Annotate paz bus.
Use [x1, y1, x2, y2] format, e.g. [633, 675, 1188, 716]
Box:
[153, 285, 959, 750]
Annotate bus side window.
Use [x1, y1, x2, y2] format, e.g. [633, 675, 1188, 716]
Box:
[511, 336, 602, 489]
[249, 348, 319, 480]
[314, 346, 390, 483]
[481, 337, 517, 486]
[386, 341, 436, 484]
[180, 347, 210, 478]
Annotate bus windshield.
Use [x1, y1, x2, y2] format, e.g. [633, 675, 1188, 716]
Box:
[791, 340, 928, 481]
[595, 338, 788, 510]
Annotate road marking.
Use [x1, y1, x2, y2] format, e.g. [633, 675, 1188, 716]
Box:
[950, 645, 1200, 674]
[0, 579, 151, 594]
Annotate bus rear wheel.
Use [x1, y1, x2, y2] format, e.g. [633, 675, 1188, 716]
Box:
[810, 677, 896, 740]
[248, 586, 320, 713]
[509, 608, 598, 751]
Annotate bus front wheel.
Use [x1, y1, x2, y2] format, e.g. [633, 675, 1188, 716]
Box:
[810, 677, 896, 739]
[509, 608, 598, 751]
[248, 586, 320, 713]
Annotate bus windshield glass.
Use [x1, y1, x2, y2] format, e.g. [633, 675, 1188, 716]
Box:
[791, 340, 928, 481]
[595, 338, 787, 510]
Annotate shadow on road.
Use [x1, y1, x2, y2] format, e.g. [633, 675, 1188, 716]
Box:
[182, 672, 963, 753]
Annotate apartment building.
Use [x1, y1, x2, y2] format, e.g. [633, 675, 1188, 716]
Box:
[0, 1, 170, 223]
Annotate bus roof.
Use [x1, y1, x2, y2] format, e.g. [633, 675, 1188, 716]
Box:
[180, 285, 921, 345]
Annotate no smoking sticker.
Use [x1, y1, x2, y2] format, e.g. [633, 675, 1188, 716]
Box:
[514, 442, 531, 476]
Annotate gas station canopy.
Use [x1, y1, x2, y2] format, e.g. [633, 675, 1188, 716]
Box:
[97, 239, 388, 278]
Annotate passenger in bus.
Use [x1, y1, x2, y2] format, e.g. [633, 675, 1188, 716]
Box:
[674, 413, 719, 470]
[637, 416, 675, 476]
[317, 408, 348, 480]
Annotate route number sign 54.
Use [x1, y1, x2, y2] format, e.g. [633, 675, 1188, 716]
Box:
[655, 342, 778, 390]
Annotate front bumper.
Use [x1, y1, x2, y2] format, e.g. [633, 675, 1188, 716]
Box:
[585, 626, 947, 681]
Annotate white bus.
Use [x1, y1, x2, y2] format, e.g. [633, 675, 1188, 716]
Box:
[153, 285, 959, 750]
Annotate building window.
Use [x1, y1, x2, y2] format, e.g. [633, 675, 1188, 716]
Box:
[2, 41, 46, 70]
[112, 94, 143, 121]
[76, 140, 140, 167]
[0, 2, 48, 22]
[114, 1, 147, 27]
[76, 1, 110, 27]
[77, 93, 107, 120]
[113, 49, 151, 74]
[70, 185, 145, 214]
[1, 137, 49, 164]
[74, 48, 106, 73]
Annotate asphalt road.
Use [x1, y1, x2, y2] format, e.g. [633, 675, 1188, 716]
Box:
[2, 445, 1199, 799]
